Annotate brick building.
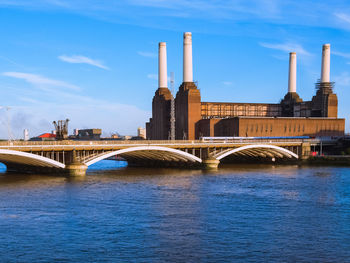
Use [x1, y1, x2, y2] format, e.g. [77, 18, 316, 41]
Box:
[146, 34, 345, 140]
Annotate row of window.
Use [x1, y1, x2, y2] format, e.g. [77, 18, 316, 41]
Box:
[244, 123, 341, 134]
[245, 124, 273, 133]
[202, 105, 281, 116]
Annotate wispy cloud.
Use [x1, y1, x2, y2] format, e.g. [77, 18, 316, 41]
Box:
[1, 0, 350, 34]
[222, 81, 233, 86]
[259, 42, 311, 56]
[0, 69, 150, 138]
[0, 56, 26, 69]
[58, 55, 109, 70]
[147, 74, 158, 80]
[334, 13, 350, 24]
[332, 50, 350, 59]
[2, 72, 80, 91]
[19, 97, 40, 104]
[334, 72, 350, 86]
[138, 51, 157, 58]
[128, 0, 281, 19]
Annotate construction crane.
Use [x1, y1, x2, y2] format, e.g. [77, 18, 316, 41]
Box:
[53, 119, 69, 140]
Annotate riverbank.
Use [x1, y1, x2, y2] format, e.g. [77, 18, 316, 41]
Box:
[303, 155, 350, 166]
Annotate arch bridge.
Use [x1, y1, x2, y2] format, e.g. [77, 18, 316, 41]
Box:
[0, 139, 311, 176]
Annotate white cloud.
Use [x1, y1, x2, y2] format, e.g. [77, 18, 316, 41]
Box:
[128, 0, 281, 19]
[147, 74, 158, 80]
[332, 50, 350, 59]
[138, 51, 157, 58]
[2, 72, 80, 91]
[0, 77, 151, 139]
[334, 13, 350, 24]
[334, 72, 350, 86]
[0, 56, 25, 69]
[0, 101, 150, 139]
[222, 81, 233, 86]
[259, 42, 311, 56]
[19, 97, 40, 104]
[58, 55, 109, 70]
[2, 0, 350, 35]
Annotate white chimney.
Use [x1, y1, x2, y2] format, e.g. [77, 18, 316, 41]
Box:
[158, 42, 167, 88]
[23, 129, 29, 141]
[288, 52, 297, 93]
[183, 32, 193, 82]
[321, 44, 331, 83]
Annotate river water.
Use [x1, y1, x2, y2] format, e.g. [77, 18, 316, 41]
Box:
[0, 161, 349, 262]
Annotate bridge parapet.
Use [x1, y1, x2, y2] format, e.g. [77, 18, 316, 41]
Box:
[0, 138, 315, 147]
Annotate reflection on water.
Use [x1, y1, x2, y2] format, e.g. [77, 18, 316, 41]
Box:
[0, 162, 6, 173]
[0, 160, 350, 262]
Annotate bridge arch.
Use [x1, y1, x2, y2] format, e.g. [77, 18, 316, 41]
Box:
[215, 144, 298, 160]
[0, 149, 66, 169]
[85, 146, 202, 166]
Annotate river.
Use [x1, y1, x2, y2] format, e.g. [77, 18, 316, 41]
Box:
[0, 161, 349, 262]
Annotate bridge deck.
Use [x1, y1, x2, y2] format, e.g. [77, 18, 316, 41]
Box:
[0, 139, 311, 152]
[0, 139, 319, 175]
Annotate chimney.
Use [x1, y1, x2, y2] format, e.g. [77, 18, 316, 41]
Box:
[158, 42, 167, 88]
[321, 44, 330, 83]
[288, 52, 297, 93]
[183, 32, 193, 82]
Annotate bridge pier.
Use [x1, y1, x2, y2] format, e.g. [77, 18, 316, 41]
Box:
[65, 163, 87, 177]
[301, 142, 311, 159]
[202, 158, 220, 170]
[65, 150, 87, 176]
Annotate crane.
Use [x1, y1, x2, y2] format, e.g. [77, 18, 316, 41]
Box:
[53, 119, 69, 140]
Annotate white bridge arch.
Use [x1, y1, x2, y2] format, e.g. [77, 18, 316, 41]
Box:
[0, 149, 66, 169]
[84, 146, 202, 166]
[214, 144, 299, 160]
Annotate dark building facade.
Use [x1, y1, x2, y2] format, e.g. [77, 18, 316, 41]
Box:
[146, 34, 345, 140]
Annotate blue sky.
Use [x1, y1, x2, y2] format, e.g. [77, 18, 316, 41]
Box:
[0, 0, 350, 138]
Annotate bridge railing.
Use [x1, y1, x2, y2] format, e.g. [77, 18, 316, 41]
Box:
[0, 140, 201, 146]
[0, 138, 316, 147]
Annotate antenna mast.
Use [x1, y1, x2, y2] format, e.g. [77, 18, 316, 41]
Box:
[170, 72, 175, 140]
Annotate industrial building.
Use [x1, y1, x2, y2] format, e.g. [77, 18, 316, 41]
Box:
[146, 33, 345, 140]
[76, 129, 102, 140]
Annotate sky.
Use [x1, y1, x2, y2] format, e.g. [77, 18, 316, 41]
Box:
[0, 0, 350, 139]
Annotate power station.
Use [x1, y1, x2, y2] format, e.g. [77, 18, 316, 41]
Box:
[146, 32, 345, 140]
